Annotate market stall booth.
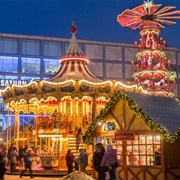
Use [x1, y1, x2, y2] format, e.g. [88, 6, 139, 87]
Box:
[84, 91, 180, 180]
[1, 24, 139, 170]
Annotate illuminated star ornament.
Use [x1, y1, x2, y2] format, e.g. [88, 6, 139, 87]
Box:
[117, 0, 180, 30]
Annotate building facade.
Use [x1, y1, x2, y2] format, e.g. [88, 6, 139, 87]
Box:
[0, 33, 179, 132]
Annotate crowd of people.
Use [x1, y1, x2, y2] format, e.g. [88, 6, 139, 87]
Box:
[0, 143, 34, 179]
[65, 143, 120, 180]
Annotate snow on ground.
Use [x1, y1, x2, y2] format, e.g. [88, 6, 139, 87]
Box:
[59, 171, 95, 180]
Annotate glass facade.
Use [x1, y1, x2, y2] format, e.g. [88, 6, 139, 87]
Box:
[21, 57, 41, 74]
[0, 56, 18, 73]
[43, 59, 60, 74]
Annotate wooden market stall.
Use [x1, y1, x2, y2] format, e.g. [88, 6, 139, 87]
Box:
[84, 91, 180, 180]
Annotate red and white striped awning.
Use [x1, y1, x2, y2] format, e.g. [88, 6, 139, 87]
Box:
[49, 24, 102, 83]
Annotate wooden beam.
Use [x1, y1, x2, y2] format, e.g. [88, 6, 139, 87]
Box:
[125, 113, 136, 131]
[109, 110, 123, 130]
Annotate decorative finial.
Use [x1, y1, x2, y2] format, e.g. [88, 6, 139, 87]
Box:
[143, 0, 154, 9]
[70, 20, 77, 34]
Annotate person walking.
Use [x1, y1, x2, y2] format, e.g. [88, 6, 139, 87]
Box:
[1, 147, 8, 167]
[20, 149, 34, 178]
[79, 149, 88, 173]
[75, 127, 82, 152]
[7, 143, 15, 166]
[18, 146, 23, 164]
[66, 149, 75, 174]
[0, 153, 6, 180]
[9, 147, 18, 173]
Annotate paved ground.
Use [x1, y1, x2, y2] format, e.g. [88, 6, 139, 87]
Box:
[4, 174, 62, 180]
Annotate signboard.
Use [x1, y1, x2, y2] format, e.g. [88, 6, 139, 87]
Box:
[0, 79, 28, 87]
[115, 131, 135, 141]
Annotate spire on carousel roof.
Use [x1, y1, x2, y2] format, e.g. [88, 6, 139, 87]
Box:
[64, 20, 84, 57]
[48, 21, 102, 83]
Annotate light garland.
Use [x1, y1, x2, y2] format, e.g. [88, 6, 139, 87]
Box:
[83, 90, 180, 145]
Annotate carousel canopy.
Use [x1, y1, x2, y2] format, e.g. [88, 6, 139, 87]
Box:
[49, 21, 102, 83]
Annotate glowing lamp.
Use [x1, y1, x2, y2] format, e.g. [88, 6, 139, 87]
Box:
[168, 60, 171, 68]
[132, 61, 134, 70]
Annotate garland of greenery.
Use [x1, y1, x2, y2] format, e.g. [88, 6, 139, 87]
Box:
[83, 90, 180, 145]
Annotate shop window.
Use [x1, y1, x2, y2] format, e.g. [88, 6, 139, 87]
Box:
[21, 57, 40, 74]
[0, 38, 18, 54]
[22, 39, 40, 55]
[0, 56, 18, 73]
[43, 59, 60, 75]
[126, 134, 161, 166]
[44, 41, 62, 57]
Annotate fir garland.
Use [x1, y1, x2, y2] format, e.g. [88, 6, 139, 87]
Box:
[83, 91, 180, 145]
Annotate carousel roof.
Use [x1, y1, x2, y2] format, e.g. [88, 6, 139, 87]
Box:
[48, 22, 102, 83]
[125, 91, 180, 135]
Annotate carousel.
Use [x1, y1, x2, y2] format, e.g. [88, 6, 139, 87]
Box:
[1, 22, 140, 170]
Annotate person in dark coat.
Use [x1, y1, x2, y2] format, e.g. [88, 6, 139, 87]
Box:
[7, 143, 15, 166]
[20, 149, 33, 178]
[66, 149, 75, 174]
[93, 143, 117, 180]
[0, 153, 6, 180]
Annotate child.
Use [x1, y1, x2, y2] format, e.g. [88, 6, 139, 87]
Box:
[100, 144, 120, 180]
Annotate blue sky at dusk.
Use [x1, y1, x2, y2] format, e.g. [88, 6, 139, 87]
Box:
[0, 0, 179, 48]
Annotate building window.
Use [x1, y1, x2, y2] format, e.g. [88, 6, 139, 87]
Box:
[126, 134, 161, 166]
[0, 96, 5, 111]
[22, 39, 40, 55]
[20, 76, 40, 83]
[44, 41, 62, 57]
[21, 57, 40, 74]
[43, 59, 60, 75]
[0, 38, 18, 54]
[0, 56, 18, 73]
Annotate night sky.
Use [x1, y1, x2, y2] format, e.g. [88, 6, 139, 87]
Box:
[0, 0, 180, 48]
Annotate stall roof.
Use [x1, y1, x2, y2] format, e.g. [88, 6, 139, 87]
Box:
[124, 91, 180, 135]
[84, 90, 180, 145]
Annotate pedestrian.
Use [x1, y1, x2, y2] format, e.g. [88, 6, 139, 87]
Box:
[66, 149, 75, 174]
[100, 144, 120, 180]
[0, 153, 6, 180]
[93, 143, 118, 180]
[20, 149, 34, 178]
[7, 143, 15, 166]
[79, 149, 88, 173]
[9, 147, 18, 173]
[75, 127, 82, 152]
[74, 157, 80, 170]
[1, 147, 8, 166]
[18, 146, 23, 164]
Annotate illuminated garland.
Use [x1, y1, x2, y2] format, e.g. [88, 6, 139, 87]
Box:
[83, 91, 180, 145]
